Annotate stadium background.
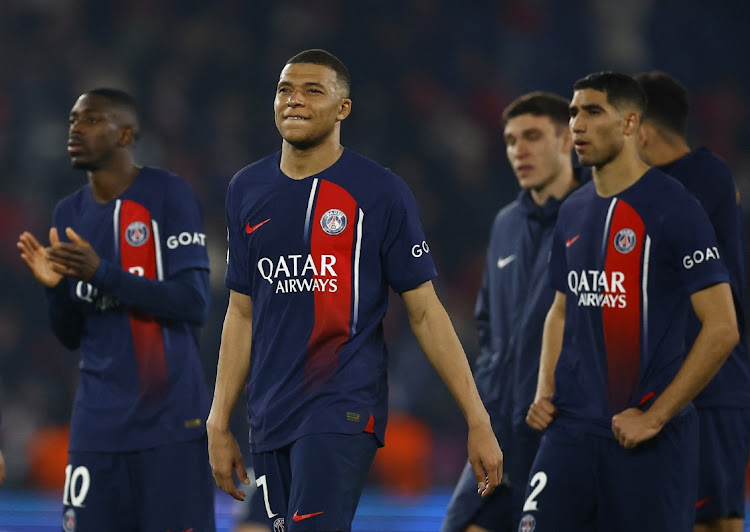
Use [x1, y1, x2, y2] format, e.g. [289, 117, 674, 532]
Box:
[1, 0, 749, 529]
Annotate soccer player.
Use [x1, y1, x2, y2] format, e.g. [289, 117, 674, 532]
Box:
[523, 72, 739, 532]
[17, 88, 216, 531]
[635, 70, 750, 532]
[442, 92, 587, 532]
[206, 49, 503, 532]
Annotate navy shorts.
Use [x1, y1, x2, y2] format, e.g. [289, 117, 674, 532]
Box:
[440, 459, 513, 532]
[251, 432, 378, 532]
[518, 411, 698, 532]
[62, 436, 216, 532]
[695, 407, 750, 521]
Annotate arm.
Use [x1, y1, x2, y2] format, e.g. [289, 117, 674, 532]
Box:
[612, 282, 738, 448]
[401, 281, 503, 497]
[526, 291, 565, 431]
[206, 290, 253, 501]
[91, 262, 210, 324]
[46, 227, 209, 324]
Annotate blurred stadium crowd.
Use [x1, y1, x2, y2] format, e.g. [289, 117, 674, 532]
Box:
[1, 0, 749, 495]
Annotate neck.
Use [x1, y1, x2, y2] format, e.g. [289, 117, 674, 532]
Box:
[280, 133, 344, 180]
[592, 142, 650, 197]
[87, 153, 140, 203]
[529, 166, 576, 207]
[646, 133, 690, 167]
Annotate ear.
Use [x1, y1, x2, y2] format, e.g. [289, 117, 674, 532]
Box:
[118, 125, 136, 147]
[560, 127, 573, 153]
[623, 111, 640, 136]
[336, 98, 352, 122]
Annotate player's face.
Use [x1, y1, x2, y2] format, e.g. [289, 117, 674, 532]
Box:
[569, 88, 625, 168]
[504, 114, 569, 192]
[67, 94, 123, 171]
[274, 62, 351, 149]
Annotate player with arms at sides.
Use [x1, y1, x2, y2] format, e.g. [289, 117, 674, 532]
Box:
[442, 92, 587, 532]
[206, 48, 503, 532]
[523, 72, 739, 532]
[17, 88, 215, 532]
[635, 71, 750, 532]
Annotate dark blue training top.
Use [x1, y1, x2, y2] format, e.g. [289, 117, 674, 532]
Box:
[659, 147, 750, 408]
[48, 166, 211, 452]
[474, 168, 589, 430]
[225, 149, 437, 453]
[549, 168, 729, 438]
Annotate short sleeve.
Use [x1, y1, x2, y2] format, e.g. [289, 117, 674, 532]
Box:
[381, 177, 437, 293]
[160, 178, 210, 277]
[224, 176, 251, 295]
[665, 193, 729, 295]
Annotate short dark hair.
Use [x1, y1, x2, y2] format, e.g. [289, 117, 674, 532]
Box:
[286, 49, 351, 97]
[573, 71, 646, 116]
[85, 88, 140, 139]
[503, 91, 570, 129]
[633, 71, 689, 137]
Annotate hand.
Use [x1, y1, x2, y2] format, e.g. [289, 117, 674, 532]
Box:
[47, 227, 101, 282]
[0, 449, 5, 485]
[207, 425, 250, 501]
[467, 420, 504, 497]
[17, 229, 64, 287]
[611, 408, 663, 449]
[526, 396, 558, 431]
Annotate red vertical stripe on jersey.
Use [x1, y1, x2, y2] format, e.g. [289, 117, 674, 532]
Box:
[305, 180, 357, 389]
[119, 200, 169, 402]
[603, 200, 645, 413]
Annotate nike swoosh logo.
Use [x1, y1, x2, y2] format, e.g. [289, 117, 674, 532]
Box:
[497, 255, 516, 269]
[245, 218, 271, 234]
[293, 510, 325, 522]
[696, 497, 710, 509]
[566, 234, 581, 247]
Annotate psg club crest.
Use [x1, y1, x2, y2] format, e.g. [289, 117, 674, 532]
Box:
[518, 514, 536, 532]
[125, 221, 150, 247]
[320, 208, 347, 235]
[273, 517, 285, 532]
[614, 228, 636, 254]
[62, 508, 76, 532]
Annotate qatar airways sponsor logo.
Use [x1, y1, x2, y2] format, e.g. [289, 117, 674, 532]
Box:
[258, 254, 339, 293]
[568, 270, 627, 308]
[683, 246, 719, 270]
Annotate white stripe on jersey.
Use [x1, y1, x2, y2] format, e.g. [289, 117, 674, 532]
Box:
[113, 199, 122, 256]
[602, 198, 618, 254]
[352, 208, 364, 334]
[642, 234, 651, 350]
[151, 219, 164, 281]
[304, 178, 319, 239]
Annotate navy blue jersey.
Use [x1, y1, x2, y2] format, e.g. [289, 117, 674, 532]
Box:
[549, 169, 729, 437]
[659, 148, 750, 407]
[49, 167, 211, 452]
[225, 149, 437, 452]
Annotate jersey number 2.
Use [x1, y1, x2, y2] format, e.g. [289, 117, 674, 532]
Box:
[522, 471, 548, 512]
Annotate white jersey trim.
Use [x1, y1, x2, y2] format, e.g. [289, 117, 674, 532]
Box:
[352, 208, 364, 334]
[113, 199, 122, 256]
[151, 219, 164, 281]
[304, 178, 319, 239]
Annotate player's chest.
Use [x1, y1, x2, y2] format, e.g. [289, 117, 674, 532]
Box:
[241, 178, 368, 256]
